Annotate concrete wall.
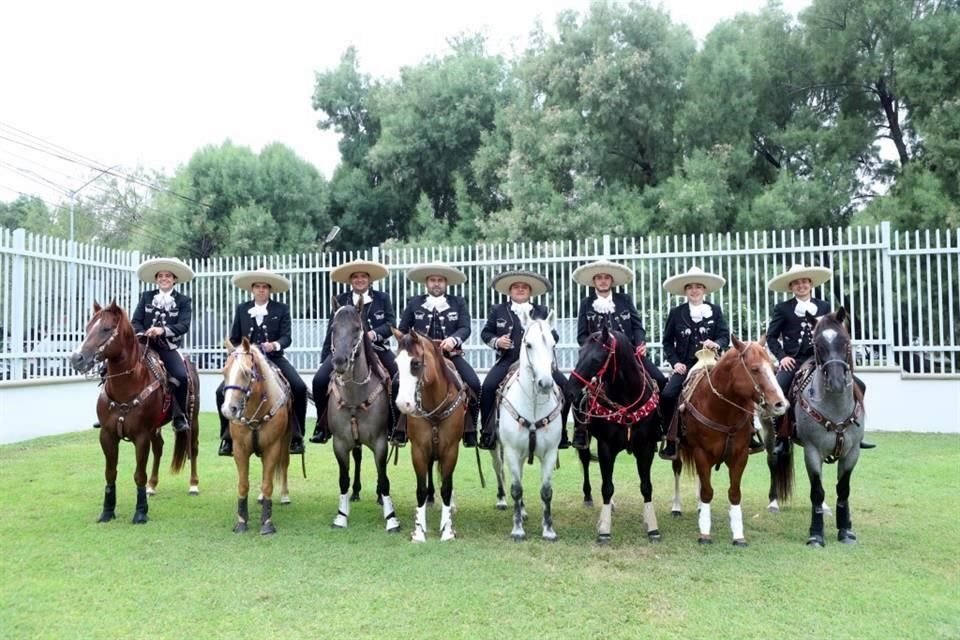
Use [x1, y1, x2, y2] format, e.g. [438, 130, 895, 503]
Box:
[1, 368, 957, 445]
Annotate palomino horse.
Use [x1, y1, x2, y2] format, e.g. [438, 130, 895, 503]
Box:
[393, 329, 466, 542]
[769, 309, 865, 547]
[564, 325, 663, 544]
[490, 312, 564, 541]
[326, 304, 400, 533]
[69, 302, 199, 524]
[220, 338, 292, 534]
[671, 336, 787, 545]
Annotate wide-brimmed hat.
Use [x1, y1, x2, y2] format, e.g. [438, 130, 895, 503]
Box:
[136, 257, 194, 284]
[572, 260, 633, 288]
[767, 264, 832, 293]
[406, 262, 467, 286]
[330, 259, 389, 284]
[231, 267, 291, 293]
[492, 270, 551, 297]
[663, 266, 726, 296]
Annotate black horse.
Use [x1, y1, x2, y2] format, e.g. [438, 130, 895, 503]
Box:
[564, 325, 663, 544]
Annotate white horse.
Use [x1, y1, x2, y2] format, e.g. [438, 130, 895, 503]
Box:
[492, 312, 564, 541]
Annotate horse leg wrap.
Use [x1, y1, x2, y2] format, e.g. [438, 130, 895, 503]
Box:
[411, 505, 427, 543]
[698, 502, 712, 538]
[836, 501, 851, 530]
[237, 497, 249, 523]
[382, 496, 400, 532]
[440, 504, 455, 541]
[333, 493, 350, 528]
[597, 503, 613, 537]
[131, 486, 149, 524]
[260, 498, 276, 535]
[729, 504, 744, 542]
[98, 483, 117, 522]
[643, 501, 660, 535]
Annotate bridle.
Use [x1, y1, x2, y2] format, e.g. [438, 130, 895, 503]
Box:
[222, 348, 288, 427]
[700, 343, 775, 417]
[404, 341, 465, 424]
[330, 310, 369, 385]
[813, 328, 853, 385]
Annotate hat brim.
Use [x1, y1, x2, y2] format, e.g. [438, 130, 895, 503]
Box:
[663, 272, 726, 296]
[492, 272, 551, 297]
[136, 258, 194, 284]
[232, 271, 291, 293]
[767, 266, 832, 293]
[406, 264, 467, 286]
[330, 260, 389, 284]
[572, 261, 633, 288]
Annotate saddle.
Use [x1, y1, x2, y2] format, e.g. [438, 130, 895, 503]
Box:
[321, 354, 392, 432]
[486, 361, 522, 432]
[673, 348, 719, 434]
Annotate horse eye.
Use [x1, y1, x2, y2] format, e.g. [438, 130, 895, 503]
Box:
[525, 342, 532, 349]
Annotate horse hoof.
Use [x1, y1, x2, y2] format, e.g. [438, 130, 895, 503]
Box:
[596, 534, 611, 545]
[350, 493, 360, 502]
[495, 501, 507, 511]
[583, 498, 593, 507]
[440, 529, 456, 542]
[671, 510, 682, 518]
[698, 537, 712, 545]
[280, 496, 291, 506]
[386, 523, 402, 534]
[233, 522, 248, 534]
[145, 487, 156, 496]
[131, 513, 148, 525]
[806, 536, 825, 548]
[542, 531, 558, 542]
[96, 512, 116, 523]
[838, 530, 858, 544]
[648, 530, 662, 543]
[260, 522, 277, 535]
[511, 533, 526, 542]
[767, 505, 780, 514]
[732, 539, 748, 547]
[189, 486, 200, 496]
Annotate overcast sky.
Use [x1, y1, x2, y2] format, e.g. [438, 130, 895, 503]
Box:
[0, 0, 810, 206]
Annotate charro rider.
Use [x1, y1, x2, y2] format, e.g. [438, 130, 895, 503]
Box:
[310, 259, 399, 445]
[216, 267, 308, 456]
[396, 261, 481, 447]
[477, 270, 569, 450]
[571, 259, 668, 449]
[765, 263, 874, 454]
[131, 257, 194, 432]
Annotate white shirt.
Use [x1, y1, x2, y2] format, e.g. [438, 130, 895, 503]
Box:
[794, 299, 818, 317]
[422, 295, 449, 312]
[248, 303, 269, 326]
[352, 292, 373, 306]
[688, 302, 713, 322]
[592, 295, 616, 315]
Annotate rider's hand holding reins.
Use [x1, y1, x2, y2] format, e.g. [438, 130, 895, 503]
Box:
[496, 335, 513, 350]
[779, 356, 797, 372]
[440, 337, 458, 353]
[635, 343, 647, 358]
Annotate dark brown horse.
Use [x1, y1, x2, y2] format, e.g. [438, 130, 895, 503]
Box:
[670, 336, 787, 545]
[393, 329, 466, 542]
[70, 302, 199, 524]
[220, 338, 292, 535]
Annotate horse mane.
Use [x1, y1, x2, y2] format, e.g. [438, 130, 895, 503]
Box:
[100, 301, 138, 352]
[249, 342, 285, 400]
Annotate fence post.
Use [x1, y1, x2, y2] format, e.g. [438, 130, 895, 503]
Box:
[10, 229, 26, 380]
[880, 221, 896, 366]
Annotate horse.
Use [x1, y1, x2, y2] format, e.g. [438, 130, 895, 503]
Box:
[220, 337, 292, 535]
[769, 308, 865, 547]
[69, 302, 199, 524]
[326, 303, 400, 533]
[489, 312, 564, 541]
[393, 329, 467, 542]
[669, 336, 787, 546]
[564, 325, 663, 545]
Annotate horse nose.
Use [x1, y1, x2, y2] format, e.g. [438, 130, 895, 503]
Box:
[537, 377, 553, 392]
[396, 400, 413, 414]
[332, 355, 348, 373]
[69, 351, 89, 372]
[771, 398, 789, 416]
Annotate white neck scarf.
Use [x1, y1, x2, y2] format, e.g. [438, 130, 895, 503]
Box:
[249, 302, 269, 326]
[352, 292, 373, 306]
[510, 301, 533, 327]
[592, 296, 616, 315]
[794, 298, 818, 317]
[152, 291, 174, 310]
[423, 295, 449, 312]
[688, 302, 713, 322]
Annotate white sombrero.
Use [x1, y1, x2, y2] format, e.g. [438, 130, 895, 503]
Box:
[662, 266, 726, 296]
[231, 267, 291, 293]
[406, 262, 467, 286]
[572, 260, 634, 288]
[492, 270, 551, 297]
[330, 259, 389, 284]
[767, 264, 832, 293]
[136, 257, 194, 284]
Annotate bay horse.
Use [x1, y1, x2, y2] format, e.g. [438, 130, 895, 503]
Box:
[490, 312, 564, 541]
[69, 302, 199, 524]
[564, 325, 663, 545]
[220, 337, 292, 535]
[326, 304, 399, 533]
[769, 308, 865, 547]
[671, 336, 787, 546]
[393, 329, 466, 542]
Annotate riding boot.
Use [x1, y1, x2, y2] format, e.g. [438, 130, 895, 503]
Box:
[658, 410, 679, 461]
[463, 400, 479, 448]
[559, 426, 570, 449]
[390, 414, 408, 446]
[571, 415, 589, 450]
[169, 384, 189, 432]
[309, 411, 330, 444]
[772, 416, 790, 457]
[478, 413, 497, 450]
[860, 440, 876, 449]
[290, 419, 305, 454]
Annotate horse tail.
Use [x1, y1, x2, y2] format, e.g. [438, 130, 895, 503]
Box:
[170, 429, 188, 474]
[678, 438, 696, 477]
[770, 446, 794, 503]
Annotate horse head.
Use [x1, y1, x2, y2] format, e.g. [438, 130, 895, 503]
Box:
[220, 337, 257, 421]
[565, 324, 618, 403]
[521, 315, 557, 394]
[330, 304, 364, 376]
[812, 307, 853, 393]
[393, 328, 427, 415]
[728, 335, 788, 416]
[70, 301, 133, 373]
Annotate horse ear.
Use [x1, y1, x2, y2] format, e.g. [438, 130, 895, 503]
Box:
[758, 334, 767, 347]
[93, 301, 102, 313]
[545, 310, 554, 326]
[601, 323, 610, 342]
[835, 306, 847, 325]
[241, 336, 251, 351]
[391, 326, 404, 341]
[331, 296, 340, 311]
[731, 334, 744, 351]
[223, 338, 234, 352]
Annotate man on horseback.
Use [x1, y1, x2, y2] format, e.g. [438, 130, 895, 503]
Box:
[217, 267, 308, 456]
[478, 270, 569, 450]
[310, 259, 398, 445]
[397, 262, 481, 447]
[131, 257, 194, 432]
[766, 264, 874, 455]
[571, 259, 667, 449]
[656, 266, 762, 460]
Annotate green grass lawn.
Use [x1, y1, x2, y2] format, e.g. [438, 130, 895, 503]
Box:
[1, 416, 958, 639]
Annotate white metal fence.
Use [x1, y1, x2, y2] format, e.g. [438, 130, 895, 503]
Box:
[1, 222, 957, 381]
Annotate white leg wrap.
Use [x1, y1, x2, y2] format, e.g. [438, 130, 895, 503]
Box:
[767, 498, 780, 513]
[821, 501, 832, 516]
[440, 504, 455, 541]
[189, 484, 200, 496]
[598, 503, 613, 536]
[280, 494, 291, 505]
[643, 501, 659, 533]
[671, 473, 682, 513]
[411, 505, 427, 543]
[698, 502, 712, 537]
[382, 496, 400, 532]
[729, 504, 744, 541]
[146, 486, 156, 496]
[333, 493, 350, 528]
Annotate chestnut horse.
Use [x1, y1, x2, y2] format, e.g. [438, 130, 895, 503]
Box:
[670, 336, 787, 545]
[220, 338, 292, 535]
[564, 325, 663, 545]
[70, 302, 199, 524]
[393, 329, 466, 542]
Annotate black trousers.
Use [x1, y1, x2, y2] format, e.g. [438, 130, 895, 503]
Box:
[217, 356, 307, 440]
[480, 359, 567, 427]
[660, 367, 689, 431]
[312, 348, 398, 425]
[157, 349, 188, 410]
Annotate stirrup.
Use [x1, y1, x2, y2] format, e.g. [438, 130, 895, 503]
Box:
[658, 441, 678, 461]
